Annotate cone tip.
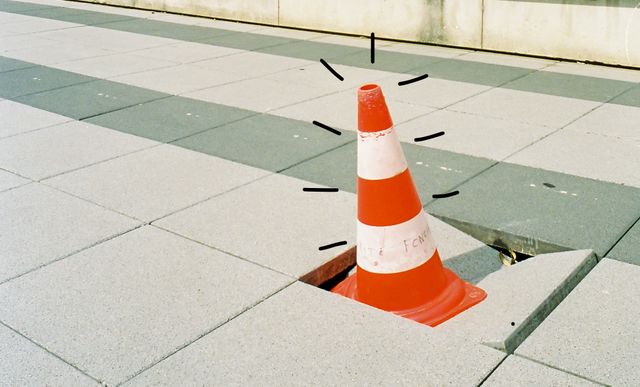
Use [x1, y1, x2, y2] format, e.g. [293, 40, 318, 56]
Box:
[358, 84, 392, 133]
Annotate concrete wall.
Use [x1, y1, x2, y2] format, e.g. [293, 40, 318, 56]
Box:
[79, 0, 640, 68]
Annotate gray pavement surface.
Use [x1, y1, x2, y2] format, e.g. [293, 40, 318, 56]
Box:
[1, 0, 639, 384]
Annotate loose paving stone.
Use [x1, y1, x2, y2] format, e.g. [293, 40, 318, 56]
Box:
[271, 88, 432, 132]
[395, 109, 554, 160]
[438, 250, 597, 353]
[426, 162, 640, 257]
[155, 173, 356, 278]
[123, 282, 506, 386]
[0, 65, 93, 99]
[0, 99, 70, 138]
[0, 120, 158, 180]
[175, 113, 354, 172]
[0, 324, 98, 387]
[0, 183, 139, 283]
[0, 56, 36, 72]
[16, 79, 169, 120]
[607, 220, 640, 266]
[484, 355, 600, 386]
[449, 87, 600, 128]
[0, 226, 292, 386]
[44, 144, 269, 221]
[506, 126, 640, 188]
[504, 70, 635, 103]
[516, 258, 640, 386]
[282, 141, 495, 205]
[87, 95, 255, 142]
[183, 76, 335, 113]
[0, 169, 29, 192]
[53, 52, 176, 79]
[409, 58, 533, 87]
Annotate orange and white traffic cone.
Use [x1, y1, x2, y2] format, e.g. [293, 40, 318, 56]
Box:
[332, 84, 486, 327]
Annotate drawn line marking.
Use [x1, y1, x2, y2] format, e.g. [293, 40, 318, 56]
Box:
[312, 120, 342, 135]
[432, 190, 460, 199]
[370, 32, 375, 64]
[398, 73, 429, 86]
[303, 187, 339, 192]
[319, 241, 348, 251]
[319, 58, 344, 81]
[414, 131, 445, 142]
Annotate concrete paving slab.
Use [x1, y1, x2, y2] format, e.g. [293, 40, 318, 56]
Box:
[175, 113, 354, 172]
[0, 56, 35, 72]
[199, 31, 297, 51]
[506, 126, 640, 188]
[282, 141, 495, 205]
[155, 173, 356, 278]
[438, 250, 596, 353]
[0, 64, 93, 99]
[0, 33, 57, 51]
[86, 95, 255, 142]
[123, 281, 506, 386]
[395, 109, 555, 160]
[607, 220, 640, 266]
[44, 144, 269, 221]
[0, 120, 158, 180]
[265, 62, 392, 90]
[0, 169, 29, 192]
[271, 88, 433, 132]
[190, 50, 313, 78]
[257, 39, 362, 61]
[377, 75, 491, 109]
[193, 17, 262, 32]
[504, 70, 634, 103]
[53, 52, 176, 79]
[610, 84, 640, 108]
[41, 8, 134, 25]
[543, 61, 640, 83]
[183, 76, 334, 113]
[449, 87, 600, 128]
[110, 63, 246, 95]
[98, 18, 231, 41]
[0, 0, 53, 12]
[0, 323, 98, 387]
[134, 41, 243, 64]
[310, 34, 394, 49]
[484, 355, 600, 386]
[516, 258, 640, 386]
[0, 183, 139, 283]
[0, 17, 80, 35]
[251, 25, 324, 40]
[334, 48, 443, 73]
[409, 58, 534, 87]
[4, 41, 114, 66]
[427, 162, 640, 257]
[565, 102, 640, 141]
[15, 79, 169, 120]
[0, 99, 70, 138]
[455, 51, 557, 70]
[0, 226, 292, 386]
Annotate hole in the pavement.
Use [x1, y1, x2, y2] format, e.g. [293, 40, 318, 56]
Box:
[543, 182, 556, 188]
[490, 244, 534, 266]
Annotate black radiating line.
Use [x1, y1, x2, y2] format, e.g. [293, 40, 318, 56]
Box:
[398, 73, 429, 86]
[414, 131, 445, 142]
[432, 190, 460, 199]
[303, 187, 339, 192]
[319, 58, 344, 81]
[319, 241, 348, 251]
[312, 120, 342, 135]
[370, 32, 375, 64]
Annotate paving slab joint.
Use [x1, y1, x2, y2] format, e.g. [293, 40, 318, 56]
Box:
[512, 354, 610, 386]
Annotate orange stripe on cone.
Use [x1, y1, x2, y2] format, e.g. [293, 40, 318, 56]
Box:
[332, 83, 486, 327]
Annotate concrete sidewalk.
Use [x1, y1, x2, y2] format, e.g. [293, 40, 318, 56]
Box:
[1, 0, 639, 385]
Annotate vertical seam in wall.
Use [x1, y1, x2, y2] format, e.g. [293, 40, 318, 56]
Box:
[277, 0, 280, 26]
[480, 0, 485, 48]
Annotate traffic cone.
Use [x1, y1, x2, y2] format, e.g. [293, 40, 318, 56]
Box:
[332, 84, 486, 327]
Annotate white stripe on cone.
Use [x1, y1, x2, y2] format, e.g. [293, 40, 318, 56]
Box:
[357, 127, 407, 180]
[357, 210, 437, 273]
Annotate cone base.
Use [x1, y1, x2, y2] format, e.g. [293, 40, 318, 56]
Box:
[332, 268, 486, 327]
